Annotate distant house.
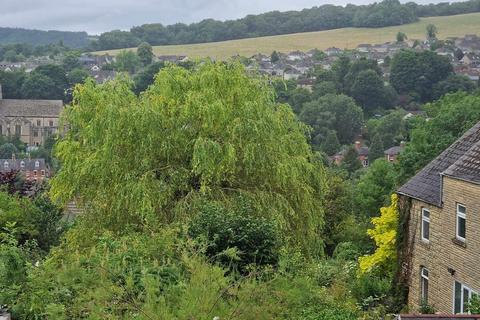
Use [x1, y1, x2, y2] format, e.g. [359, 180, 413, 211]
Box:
[286, 50, 306, 61]
[332, 141, 369, 167]
[283, 68, 301, 80]
[157, 55, 188, 63]
[384, 142, 405, 163]
[325, 47, 342, 56]
[398, 121, 480, 314]
[0, 157, 49, 181]
[0, 84, 63, 146]
[355, 141, 369, 167]
[297, 78, 316, 91]
[357, 44, 372, 53]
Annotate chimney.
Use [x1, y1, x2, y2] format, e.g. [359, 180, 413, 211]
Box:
[400, 141, 406, 148]
[355, 141, 361, 151]
[0, 84, 3, 99]
[11, 153, 15, 161]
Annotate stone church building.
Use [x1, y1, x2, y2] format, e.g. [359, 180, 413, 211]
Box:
[0, 84, 63, 146]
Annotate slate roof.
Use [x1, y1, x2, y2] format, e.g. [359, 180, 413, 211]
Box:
[0, 99, 63, 117]
[0, 158, 47, 172]
[398, 121, 480, 207]
[443, 140, 480, 184]
[384, 146, 403, 156]
[357, 146, 369, 156]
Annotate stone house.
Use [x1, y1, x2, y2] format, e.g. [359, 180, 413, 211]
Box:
[384, 142, 405, 163]
[398, 121, 480, 314]
[0, 156, 49, 181]
[0, 85, 63, 146]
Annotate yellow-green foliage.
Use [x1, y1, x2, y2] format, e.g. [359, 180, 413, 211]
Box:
[50, 61, 326, 256]
[358, 194, 399, 274]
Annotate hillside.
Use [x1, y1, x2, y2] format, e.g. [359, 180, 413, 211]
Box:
[93, 13, 480, 59]
[0, 27, 90, 48]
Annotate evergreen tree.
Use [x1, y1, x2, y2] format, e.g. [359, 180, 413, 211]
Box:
[322, 130, 341, 155]
[137, 42, 154, 66]
[341, 146, 362, 174]
[368, 134, 385, 162]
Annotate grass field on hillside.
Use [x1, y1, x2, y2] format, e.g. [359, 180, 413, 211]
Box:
[94, 13, 480, 59]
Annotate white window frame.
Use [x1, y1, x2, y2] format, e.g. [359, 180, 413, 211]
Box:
[20, 161, 25, 168]
[453, 281, 478, 314]
[3, 161, 8, 169]
[456, 204, 466, 242]
[421, 267, 429, 303]
[421, 208, 430, 242]
[35, 161, 40, 168]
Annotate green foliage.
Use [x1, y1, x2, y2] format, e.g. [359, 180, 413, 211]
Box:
[300, 94, 363, 147]
[21, 73, 62, 100]
[432, 74, 477, 100]
[51, 62, 326, 256]
[61, 51, 81, 71]
[354, 159, 397, 218]
[359, 194, 399, 275]
[419, 299, 436, 314]
[188, 198, 280, 274]
[341, 146, 363, 175]
[133, 61, 165, 94]
[271, 50, 280, 63]
[426, 23, 438, 39]
[0, 70, 26, 99]
[396, 32, 407, 42]
[469, 294, 480, 314]
[367, 110, 406, 149]
[390, 50, 453, 102]
[114, 50, 141, 73]
[67, 68, 90, 86]
[397, 92, 480, 182]
[136, 42, 154, 66]
[322, 130, 341, 156]
[368, 134, 385, 162]
[0, 143, 18, 159]
[351, 69, 396, 113]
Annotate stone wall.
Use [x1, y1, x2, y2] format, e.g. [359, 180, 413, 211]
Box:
[407, 176, 480, 313]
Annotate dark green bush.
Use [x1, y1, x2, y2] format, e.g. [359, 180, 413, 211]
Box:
[188, 201, 280, 274]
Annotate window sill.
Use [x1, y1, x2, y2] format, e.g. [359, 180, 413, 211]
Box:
[452, 237, 466, 248]
[420, 239, 431, 248]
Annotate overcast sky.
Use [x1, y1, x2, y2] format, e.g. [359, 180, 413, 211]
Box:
[0, 0, 458, 35]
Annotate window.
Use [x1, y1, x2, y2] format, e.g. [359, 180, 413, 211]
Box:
[421, 267, 429, 303]
[33, 170, 37, 176]
[49, 120, 54, 127]
[456, 204, 466, 241]
[421, 208, 430, 242]
[36, 120, 41, 126]
[33, 129, 38, 137]
[15, 124, 21, 136]
[20, 161, 25, 168]
[3, 161, 8, 169]
[34, 161, 40, 168]
[454, 281, 478, 314]
[41, 170, 45, 177]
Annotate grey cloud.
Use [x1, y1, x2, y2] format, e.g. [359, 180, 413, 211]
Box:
[0, 0, 461, 34]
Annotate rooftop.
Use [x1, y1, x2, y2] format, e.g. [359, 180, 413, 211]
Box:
[0, 99, 63, 118]
[398, 121, 480, 207]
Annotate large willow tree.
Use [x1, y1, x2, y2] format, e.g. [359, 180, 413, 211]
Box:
[51, 62, 325, 255]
